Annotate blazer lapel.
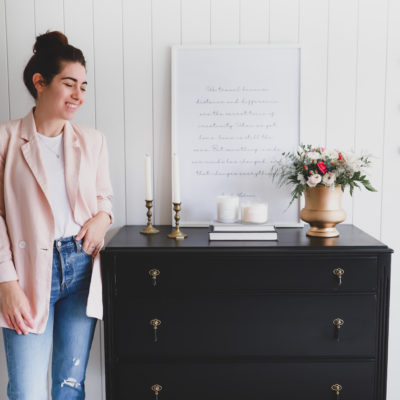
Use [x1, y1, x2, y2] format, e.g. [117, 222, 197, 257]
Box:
[20, 111, 82, 220]
[20, 111, 50, 201]
[63, 121, 81, 219]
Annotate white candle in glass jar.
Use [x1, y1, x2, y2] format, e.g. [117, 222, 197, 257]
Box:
[144, 155, 153, 200]
[217, 195, 239, 223]
[241, 203, 268, 224]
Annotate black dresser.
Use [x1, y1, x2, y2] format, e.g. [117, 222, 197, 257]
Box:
[101, 225, 392, 400]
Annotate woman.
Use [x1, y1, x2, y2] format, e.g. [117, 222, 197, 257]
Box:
[0, 31, 113, 399]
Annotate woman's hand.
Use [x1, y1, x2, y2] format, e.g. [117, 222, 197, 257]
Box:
[0, 281, 34, 334]
[75, 211, 111, 257]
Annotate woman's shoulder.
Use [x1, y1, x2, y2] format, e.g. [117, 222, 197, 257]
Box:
[69, 122, 105, 145]
[0, 118, 23, 154]
[68, 122, 108, 161]
[0, 117, 22, 134]
[70, 122, 102, 136]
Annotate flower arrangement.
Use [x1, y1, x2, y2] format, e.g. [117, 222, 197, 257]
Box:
[272, 144, 376, 205]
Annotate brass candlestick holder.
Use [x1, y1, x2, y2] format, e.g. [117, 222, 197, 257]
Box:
[140, 200, 160, 234]
[168, 202, 187, 239]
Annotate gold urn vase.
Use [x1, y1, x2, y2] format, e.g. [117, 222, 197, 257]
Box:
[300, 185, 346, 237]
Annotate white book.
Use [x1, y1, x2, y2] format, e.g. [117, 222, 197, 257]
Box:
[209, 231, 278, 241]
[211, 221, 276, 232]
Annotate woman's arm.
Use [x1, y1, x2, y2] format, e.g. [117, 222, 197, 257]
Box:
[0, 281, 34, 334]
[95, 132, 114, 224]
[0, 139, 18, 282]
[0, 132, 34, 334]
[75, 211, 111, 257]
[75, 132, 113, 257]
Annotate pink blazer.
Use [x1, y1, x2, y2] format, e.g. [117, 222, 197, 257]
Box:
[0, 110, 113, 333]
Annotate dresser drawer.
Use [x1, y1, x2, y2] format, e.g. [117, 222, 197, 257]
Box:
[116, 253, 377, 293]
[115, 294, 376, 359]
[114, 361, 375, 400]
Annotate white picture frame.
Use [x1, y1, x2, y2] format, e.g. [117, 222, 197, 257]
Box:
[171, 45, 302, 227]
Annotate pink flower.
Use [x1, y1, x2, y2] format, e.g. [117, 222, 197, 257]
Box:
[317, 161, 327, 175]
[307, 174, 322, 187]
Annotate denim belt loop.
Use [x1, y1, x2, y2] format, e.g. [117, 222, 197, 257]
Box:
[73, 236, 81, 253]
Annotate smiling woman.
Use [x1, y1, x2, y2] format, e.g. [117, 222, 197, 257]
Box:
[33, 62, 87, 127]
[0, 31, 113, 400]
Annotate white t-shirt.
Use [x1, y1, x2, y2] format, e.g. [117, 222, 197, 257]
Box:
[37, 132, 81, 239]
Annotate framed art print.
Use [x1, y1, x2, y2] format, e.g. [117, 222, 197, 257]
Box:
[172, 45, 301, 227]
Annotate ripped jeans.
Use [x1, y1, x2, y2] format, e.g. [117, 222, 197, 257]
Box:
[2, 236, 97, 400]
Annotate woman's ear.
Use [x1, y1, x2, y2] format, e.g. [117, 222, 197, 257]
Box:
[32, 73, 46, 94]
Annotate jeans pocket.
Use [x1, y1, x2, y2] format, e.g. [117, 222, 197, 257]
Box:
[75, 238, 93, 257]
[82, 248, 92, 257]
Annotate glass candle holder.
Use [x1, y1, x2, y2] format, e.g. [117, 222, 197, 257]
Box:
[241, 202, 268, 224]
[217, 195, 239, 223]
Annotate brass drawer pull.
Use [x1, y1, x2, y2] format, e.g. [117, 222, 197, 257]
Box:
[333, 318, 344, 341]
[150, 318, 162, 342]
[331, 383, 342, 397]
[333, 268, 344, 286]
[151, 384, 163, 399]
[149, 269, 160, 286]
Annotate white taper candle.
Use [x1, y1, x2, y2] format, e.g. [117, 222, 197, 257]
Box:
[172, 154, 181, 203]
[145, 154, 153, 200]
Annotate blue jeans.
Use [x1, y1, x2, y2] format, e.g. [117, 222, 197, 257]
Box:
[2, 236, 97, 400]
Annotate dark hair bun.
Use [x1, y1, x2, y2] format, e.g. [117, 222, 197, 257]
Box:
[33, 31, 68, 54]
[24, 30, 85, 99]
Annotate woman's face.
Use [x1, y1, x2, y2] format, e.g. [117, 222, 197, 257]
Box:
[35, 61, 87, 120]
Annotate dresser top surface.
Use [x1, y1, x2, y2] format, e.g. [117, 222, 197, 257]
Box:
[104, 225, 391, 253]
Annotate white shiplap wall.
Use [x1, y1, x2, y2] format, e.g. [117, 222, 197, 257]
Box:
[0, 0, 399, 399]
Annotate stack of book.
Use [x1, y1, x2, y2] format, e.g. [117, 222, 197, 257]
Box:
[209, 221, 278, 241]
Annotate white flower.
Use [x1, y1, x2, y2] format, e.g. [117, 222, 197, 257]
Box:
[323, 149, 339, 160]
[297, 173, 306, 185]
[322, 172, 336, 186]
[306, 151, 321, 161]
[343, 152, 361, 169]
[340, 152, 360, 177]
[307, 174, 322, 187]
[341, 150, 355, 160]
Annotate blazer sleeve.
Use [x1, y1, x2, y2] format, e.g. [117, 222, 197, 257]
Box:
[96, 132, 114, 224]
[0, 131, 18, 283]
